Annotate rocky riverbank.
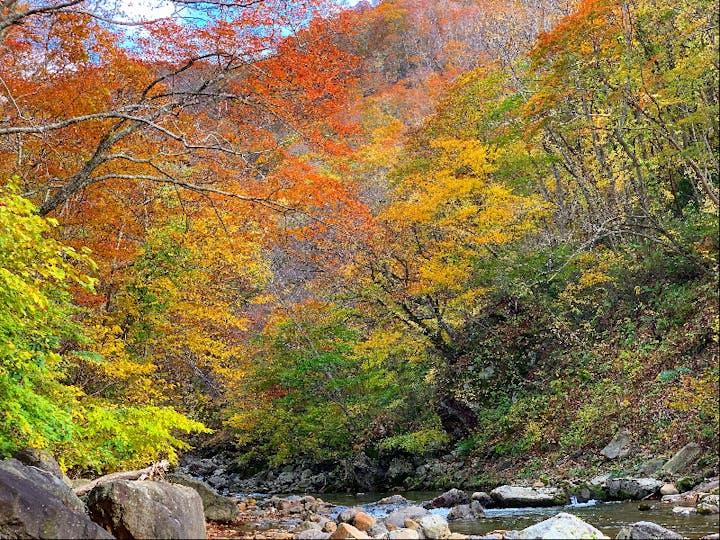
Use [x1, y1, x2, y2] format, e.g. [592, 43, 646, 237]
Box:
[180, 441, 717, 497]
[204, 486, 720, 540]
[3, 444, 718, 539]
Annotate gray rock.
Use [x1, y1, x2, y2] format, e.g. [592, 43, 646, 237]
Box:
[167, 472, 239, 523]
[385, 506, 429, 528]
[0, 458, 84, 513]
[13, 448, 72, 487]
[0, 458, 112, 539]
[605, 478, 662, 500]
[418, 514, 451, 539]
[425, 488, 469, 509]
[615, 521, 683, 539]
[448, 501, 485, 521]
[661, 443, 703, 475]
[87, 479, 206, 539]
[601, 432, 632, 460]
[516, 512, 609, 539]
[490, 485, 567, 507]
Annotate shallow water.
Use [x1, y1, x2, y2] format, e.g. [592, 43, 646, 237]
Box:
[318, 492, 720, 539]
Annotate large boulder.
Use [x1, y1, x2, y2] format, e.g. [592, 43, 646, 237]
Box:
[490, 485, 567, 507]
[0, 458, 112, 539]
[87, 479, 206, 539]
[424, 489, 469, 509]
[516, 512, 609, 539]
[604, 478, 662, 500]
[615, 521, 683, 539]
[167, 472, 239, 522]
[661, 443, 703, 475]
[1, 458, 85, 513]
[385, 506, 429, 528]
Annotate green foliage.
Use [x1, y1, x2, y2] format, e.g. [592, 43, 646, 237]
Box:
[0, 181, 94, 455]
[0, 182, 208, 471]
[377, 427, 450, 455]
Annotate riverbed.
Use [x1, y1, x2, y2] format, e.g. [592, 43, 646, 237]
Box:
[318, 491, 720, 539]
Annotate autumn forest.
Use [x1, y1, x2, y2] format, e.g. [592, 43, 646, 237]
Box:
[0, 0, 718, 485]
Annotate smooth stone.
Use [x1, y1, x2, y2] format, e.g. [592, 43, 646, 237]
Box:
[517, 512, 609, 539]
[615, 521, 683, 539]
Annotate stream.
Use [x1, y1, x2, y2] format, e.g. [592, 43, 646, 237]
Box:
[318, 491, 720, 538]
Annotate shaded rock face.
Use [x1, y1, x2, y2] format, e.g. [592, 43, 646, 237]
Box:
[1, 458, 84, 513]
[87, 480, 206, 539]
[517, 512, 609, 539]
[0, 458, 112, 540]
[437, 396, 478, 439]
[490, 485, 567, 507]
[167, 472, 239, 523]
[605, 478, 662, 500]
[352, 453, 382, 492]
[616, 521, 684, 539]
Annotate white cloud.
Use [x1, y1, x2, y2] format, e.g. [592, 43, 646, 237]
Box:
[116, 0, 176, 22]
